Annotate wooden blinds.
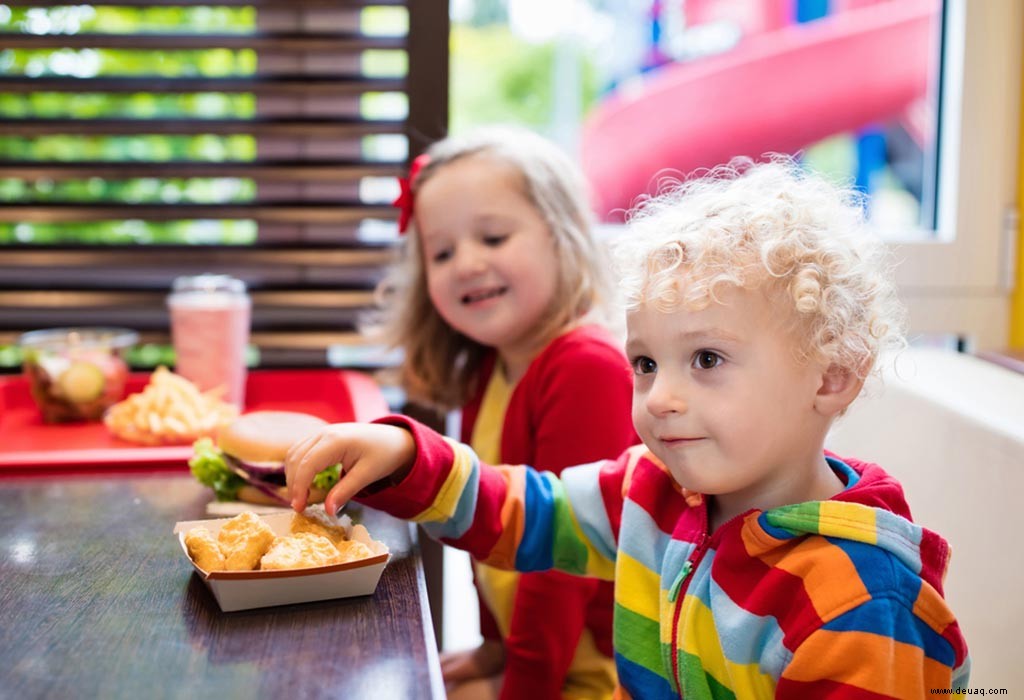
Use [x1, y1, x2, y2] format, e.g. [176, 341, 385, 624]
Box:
[0, 0, 448, 366]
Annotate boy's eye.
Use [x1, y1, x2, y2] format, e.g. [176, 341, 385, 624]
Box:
[431, 248, 453, 264]
[631, 356, 657, 375]
[693, 351, 722, 370]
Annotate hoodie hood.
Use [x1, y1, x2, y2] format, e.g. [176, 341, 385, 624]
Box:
[757, 456, 952, 596]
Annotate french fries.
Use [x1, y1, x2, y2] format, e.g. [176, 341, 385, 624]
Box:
[104, 366, 239, 445]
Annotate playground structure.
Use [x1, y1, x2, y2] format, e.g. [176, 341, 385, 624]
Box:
[581, 0, 939, 219]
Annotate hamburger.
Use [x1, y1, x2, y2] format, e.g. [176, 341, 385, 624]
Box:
[189, 410, 340, 506]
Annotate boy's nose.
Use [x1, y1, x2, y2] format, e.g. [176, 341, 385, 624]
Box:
[644, 376, 687, 416]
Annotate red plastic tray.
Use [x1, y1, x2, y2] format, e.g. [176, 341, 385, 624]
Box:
[0, 369, 390, 475]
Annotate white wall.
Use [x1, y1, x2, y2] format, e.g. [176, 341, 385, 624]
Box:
[827, 348, 1024, 688]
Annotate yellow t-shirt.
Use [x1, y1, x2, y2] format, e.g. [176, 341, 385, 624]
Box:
[469, 363, 615, 700]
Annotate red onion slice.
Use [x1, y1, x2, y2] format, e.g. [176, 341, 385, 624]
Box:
[226, 464, 290, 506]
[235, 458, 285, 476]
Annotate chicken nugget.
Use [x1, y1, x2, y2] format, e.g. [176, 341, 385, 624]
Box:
[334, 538, 374, 564]
[260, 533, 342, 570]
[184, 527, 226, 572]
[217, 511, 276, 571]
[290, 507, 349, 548]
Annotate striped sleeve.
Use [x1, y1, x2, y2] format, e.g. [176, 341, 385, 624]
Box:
[359, 415, 626, 580]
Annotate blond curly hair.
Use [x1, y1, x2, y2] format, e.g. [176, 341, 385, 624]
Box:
[612, 157, 906, 378]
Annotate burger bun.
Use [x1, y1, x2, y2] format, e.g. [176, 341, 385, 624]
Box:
[235, 484, 328, 507]
[216, 410, 328, 464]
[215, 411, 329, 505]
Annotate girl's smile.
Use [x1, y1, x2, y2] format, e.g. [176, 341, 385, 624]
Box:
[461, 285, 509, 306]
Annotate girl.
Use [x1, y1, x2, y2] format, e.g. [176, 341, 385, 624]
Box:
[368, 126, 637, 699]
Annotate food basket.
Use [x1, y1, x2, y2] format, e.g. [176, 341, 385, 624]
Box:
[174, 510, 390, 612]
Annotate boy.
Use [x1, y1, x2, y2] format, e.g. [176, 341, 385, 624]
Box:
[287, 159, 969, 698]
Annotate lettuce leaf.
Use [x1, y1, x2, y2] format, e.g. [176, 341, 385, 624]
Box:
[188, 438, 244, 501]
[312, 463, 342, 492]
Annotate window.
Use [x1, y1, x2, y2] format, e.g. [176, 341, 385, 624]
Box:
[450, 0, 1021, 349]
[0, 0, 449, 369]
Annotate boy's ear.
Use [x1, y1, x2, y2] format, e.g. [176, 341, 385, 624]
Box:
[814, 364, 864, 417]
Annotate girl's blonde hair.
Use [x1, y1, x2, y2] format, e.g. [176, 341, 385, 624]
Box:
[613, 156, 906, 378]
[366, 126, 615, 409]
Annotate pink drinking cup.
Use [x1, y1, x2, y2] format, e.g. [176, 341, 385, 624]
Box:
[167, 274, 251, 409]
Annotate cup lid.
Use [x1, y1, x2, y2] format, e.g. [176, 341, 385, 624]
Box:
[171, 274, 246, 294]
[18, 326, 139, 350]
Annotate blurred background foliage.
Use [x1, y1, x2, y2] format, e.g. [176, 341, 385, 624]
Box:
[449, 23, 598, 136]
[0, 5, 254, 34]
[0, 5, 258, 245]
[1, 3, 581, 245]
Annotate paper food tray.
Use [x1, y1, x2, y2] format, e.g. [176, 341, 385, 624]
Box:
[174, 510, 390, 612]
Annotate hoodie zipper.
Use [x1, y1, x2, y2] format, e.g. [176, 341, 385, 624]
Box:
[665, 503, 758, 696]
[668, 505, 712, 696]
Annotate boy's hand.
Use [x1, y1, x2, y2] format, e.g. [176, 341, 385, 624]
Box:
[285, 422, 416, 515]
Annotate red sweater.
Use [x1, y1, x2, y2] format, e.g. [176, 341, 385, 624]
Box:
[460, 325, 638, 699]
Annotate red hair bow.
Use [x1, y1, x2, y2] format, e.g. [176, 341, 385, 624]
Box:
[393, 153, 431, 235]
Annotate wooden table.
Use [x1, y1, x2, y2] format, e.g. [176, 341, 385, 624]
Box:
[0, 473, 445, 699]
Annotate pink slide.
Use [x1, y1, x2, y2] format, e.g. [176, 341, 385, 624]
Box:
[581, 0, 939, 219]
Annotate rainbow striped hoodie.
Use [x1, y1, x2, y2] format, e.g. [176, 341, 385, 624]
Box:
[360, 416, 970, 698]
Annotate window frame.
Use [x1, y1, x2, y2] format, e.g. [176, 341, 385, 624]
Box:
[891, 0, 1021, 349]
